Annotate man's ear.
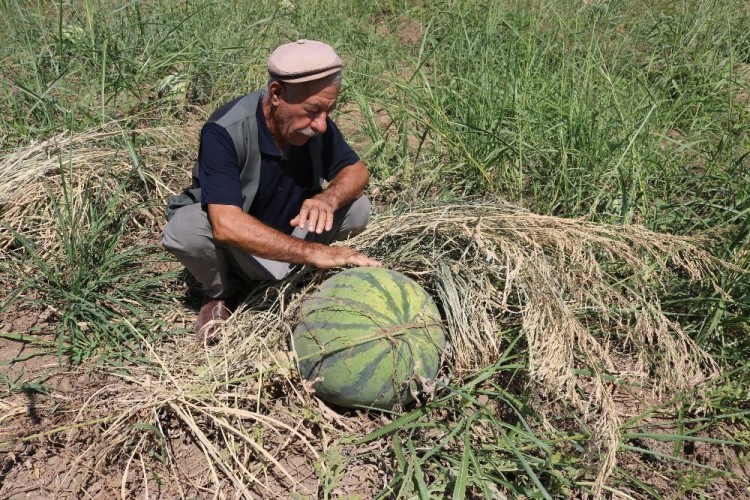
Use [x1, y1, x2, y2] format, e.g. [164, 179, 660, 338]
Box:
[268, 81, 284, 106]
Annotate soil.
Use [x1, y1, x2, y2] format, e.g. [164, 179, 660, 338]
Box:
[610, 381, 750, 498]
[3, 306, 747, 499]
[0, 305, 60, 396]
[0, 296, 388, 499]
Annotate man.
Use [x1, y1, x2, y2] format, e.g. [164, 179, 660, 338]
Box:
[162, 39, 381, 342]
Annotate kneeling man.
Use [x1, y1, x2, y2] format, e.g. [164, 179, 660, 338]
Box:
[162, 40, 380, 341]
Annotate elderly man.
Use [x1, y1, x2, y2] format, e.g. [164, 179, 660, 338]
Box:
[162, 40, 380, 341]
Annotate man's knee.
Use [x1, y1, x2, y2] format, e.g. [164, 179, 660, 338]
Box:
[333, 195, 371, 241]
[162, 204, 213, 257]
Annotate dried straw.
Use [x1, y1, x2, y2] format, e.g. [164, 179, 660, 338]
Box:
[0, 122, 198, 251]
[61, 201, 720, 496]
[348, 202, 724, 492]
[0, 126, 731, 496]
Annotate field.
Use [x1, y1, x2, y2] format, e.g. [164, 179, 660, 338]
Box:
[1, 0, 749, 497]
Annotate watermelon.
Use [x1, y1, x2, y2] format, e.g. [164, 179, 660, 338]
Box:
[292, 267, 445, 409]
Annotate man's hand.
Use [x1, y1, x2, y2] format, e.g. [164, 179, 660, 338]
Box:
[290, 195, 335, 234]
[291, 161, 369, 234]
[208, 203, 380, 269]
[310, 245, 382, 269]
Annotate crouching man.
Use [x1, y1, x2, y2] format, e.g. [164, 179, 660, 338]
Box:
[162, 40, 381, 342]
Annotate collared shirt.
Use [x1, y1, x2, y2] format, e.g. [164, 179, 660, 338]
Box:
[198, 98, 359, 234]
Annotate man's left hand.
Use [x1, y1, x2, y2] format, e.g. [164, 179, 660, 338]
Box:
[291, 195, 336, 234]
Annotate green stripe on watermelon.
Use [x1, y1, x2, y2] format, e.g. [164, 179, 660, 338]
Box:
[319, 346, 394, 407]
[293, 267, 446, 409]
[321, 335, 421, 408]
[320, 268, 416, 325]
[295, 320, 442, 363]
[301, 296, 398, 326]
[350, 269, 410, 324]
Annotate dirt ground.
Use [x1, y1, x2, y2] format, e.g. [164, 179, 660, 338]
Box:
[3, 315, 748, 499]
[0, 300, 387, 499]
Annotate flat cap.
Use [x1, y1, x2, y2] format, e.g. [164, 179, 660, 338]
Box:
[267, 39, 343, 83]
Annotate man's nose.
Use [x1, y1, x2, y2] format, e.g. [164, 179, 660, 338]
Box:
[311, 112, 327, 133]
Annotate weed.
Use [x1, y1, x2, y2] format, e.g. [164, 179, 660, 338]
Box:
[1, 161, 177, 365]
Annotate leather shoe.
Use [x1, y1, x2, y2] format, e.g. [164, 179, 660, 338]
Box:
[195, 298, 232, 345]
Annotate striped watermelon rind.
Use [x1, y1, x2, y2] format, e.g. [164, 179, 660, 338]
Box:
[293, 267, 445, 409]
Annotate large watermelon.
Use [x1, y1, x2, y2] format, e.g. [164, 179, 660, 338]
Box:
[292, 267, 445, 409]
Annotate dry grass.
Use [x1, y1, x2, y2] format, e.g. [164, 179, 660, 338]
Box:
[0, 122, 199, 252]
[0, 284, 377, 497]
[0, 127, 736, 497]
[349, 202, 726, 492]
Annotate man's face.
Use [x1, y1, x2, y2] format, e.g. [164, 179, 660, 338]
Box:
[271, 79, 340, 147]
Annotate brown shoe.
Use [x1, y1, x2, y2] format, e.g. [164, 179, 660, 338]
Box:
[195, 298, 232, 345]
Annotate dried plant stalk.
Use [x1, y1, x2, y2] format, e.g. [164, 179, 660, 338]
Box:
[351, 202, 724, 493]
[0, 127, 731, 496]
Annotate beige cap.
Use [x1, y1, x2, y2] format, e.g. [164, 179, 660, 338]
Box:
[267, 39, 343, 83]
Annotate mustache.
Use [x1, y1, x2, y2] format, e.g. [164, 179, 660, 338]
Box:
[298, 127, 319, 138]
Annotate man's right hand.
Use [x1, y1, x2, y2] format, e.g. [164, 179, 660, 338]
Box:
[310, 244, 382, 269]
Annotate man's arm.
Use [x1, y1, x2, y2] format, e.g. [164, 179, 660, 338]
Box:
[208, 203, 379, 269]
[290, 160, 369, 234]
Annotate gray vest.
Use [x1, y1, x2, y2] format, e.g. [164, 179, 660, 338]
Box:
[166, 90, 324, 220]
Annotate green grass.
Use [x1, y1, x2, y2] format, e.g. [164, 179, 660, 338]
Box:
[0, 0, 748, 496]
[1, 161, 179, 365]
[353, 338, 585, 498]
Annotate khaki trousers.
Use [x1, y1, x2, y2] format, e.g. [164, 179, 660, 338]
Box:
[161, 196, 371, 298]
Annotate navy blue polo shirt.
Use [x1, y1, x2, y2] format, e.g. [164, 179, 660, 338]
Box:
[198, 99, 359, 234]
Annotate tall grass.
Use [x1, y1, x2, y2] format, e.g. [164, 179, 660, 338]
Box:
[0, 0, 402, 142]
[360, 0, 750, 228]
[353, 0, 750, 404]
[0, 0, 748, 497]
